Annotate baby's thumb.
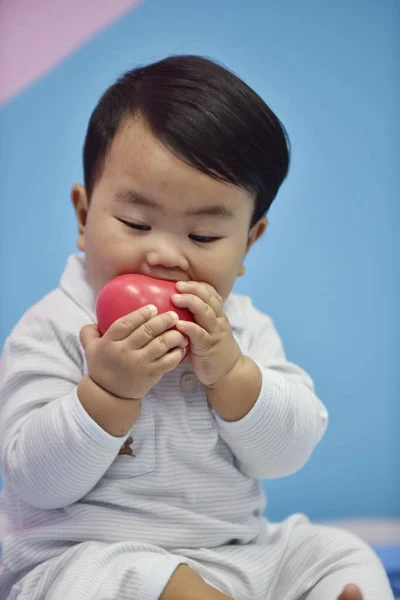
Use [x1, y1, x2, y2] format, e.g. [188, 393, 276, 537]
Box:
[80, 324, 101, 350]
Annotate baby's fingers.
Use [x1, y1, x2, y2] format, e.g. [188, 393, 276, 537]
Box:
[104, 305, 158, 342]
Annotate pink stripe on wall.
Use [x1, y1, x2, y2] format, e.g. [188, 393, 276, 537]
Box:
[0, 0, 144, 105]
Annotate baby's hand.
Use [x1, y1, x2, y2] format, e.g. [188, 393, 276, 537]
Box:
[80, 305, 188, 400]
[171, 281, 242, 387]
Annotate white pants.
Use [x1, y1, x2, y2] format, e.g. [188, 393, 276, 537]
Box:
[4, 515, 394, 600]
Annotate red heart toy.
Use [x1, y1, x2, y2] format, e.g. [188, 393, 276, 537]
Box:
[95, 274, 193, 360]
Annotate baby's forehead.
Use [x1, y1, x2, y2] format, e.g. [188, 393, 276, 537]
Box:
[98, 118, 255, 220]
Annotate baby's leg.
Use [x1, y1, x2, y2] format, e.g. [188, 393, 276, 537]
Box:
[160, 565, 233, 600]
[337, 584, 363, 600]
[12, 540, 189, 600]
[280, 522, 393, 600]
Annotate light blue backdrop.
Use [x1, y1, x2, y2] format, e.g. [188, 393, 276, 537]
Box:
[0, 0, 399, 521]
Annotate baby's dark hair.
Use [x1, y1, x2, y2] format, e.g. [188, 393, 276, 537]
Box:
[83, 54, 290, 227]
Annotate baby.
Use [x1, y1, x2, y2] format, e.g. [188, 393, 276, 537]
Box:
[0, 55, 393, 600]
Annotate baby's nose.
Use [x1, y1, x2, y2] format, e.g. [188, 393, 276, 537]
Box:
[146, 247, 189, 272]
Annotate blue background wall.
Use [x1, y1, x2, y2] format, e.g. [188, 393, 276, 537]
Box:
[0, 0, 399, 521]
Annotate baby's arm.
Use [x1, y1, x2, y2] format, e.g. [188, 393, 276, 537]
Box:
[0, 312, 131, 509]
[208, 297, 328, 479]
[0, 298, 187, 510]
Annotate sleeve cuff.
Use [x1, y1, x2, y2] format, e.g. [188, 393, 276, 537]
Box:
[70, 388, 130, 450]
[212, 360, 276, 434]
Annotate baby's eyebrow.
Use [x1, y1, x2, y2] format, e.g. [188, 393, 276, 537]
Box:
[113, 190, 235, 219]
[189, 204, 234, 219]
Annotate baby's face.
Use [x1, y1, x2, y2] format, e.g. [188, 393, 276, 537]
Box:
[72, 117, 266, 301]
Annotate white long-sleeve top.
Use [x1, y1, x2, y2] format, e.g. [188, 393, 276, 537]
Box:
[0, 254, 328, 598]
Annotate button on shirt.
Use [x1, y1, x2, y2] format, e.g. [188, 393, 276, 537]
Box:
[180, 372, 200, 392]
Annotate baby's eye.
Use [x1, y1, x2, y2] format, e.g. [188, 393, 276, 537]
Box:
[189, 234, 220, 243]
[118, 219, 150, 231]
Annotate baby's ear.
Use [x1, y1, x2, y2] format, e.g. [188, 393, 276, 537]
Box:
[246, 216, 268, 252]
[71, 184, 88, 251]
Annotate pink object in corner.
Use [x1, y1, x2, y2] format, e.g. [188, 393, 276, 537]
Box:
[0, 0, 144, 105]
